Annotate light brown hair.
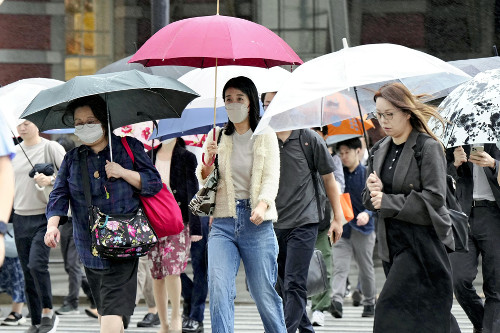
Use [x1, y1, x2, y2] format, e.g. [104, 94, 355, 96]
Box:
[373, 82, 445, 143]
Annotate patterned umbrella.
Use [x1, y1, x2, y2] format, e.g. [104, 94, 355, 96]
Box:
[430, 68, 500, 147]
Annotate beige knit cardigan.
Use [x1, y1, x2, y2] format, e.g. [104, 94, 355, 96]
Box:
[195, 127, 280, 221]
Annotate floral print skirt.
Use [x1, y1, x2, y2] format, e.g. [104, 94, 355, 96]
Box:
[148, 225, 191, 279]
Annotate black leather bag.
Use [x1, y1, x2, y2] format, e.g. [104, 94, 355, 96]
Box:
[446, 175, 469, 253]
[29, 163, 55, 178]
[306, 249, 328, 297]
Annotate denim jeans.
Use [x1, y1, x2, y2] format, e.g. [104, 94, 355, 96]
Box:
[208, 199, 286, 333]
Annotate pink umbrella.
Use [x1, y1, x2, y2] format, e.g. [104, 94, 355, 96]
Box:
[129, 15, 302, 68]
[130, 5, 302, 165]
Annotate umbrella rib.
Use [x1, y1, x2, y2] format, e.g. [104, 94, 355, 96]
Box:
[147, 88, 182, 118]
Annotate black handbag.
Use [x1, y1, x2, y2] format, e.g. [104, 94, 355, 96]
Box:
[189, 130, 223, 216]
[79, 148, 158, 259]
[306, 249, 329, 297]
[446, 175, 469, 253]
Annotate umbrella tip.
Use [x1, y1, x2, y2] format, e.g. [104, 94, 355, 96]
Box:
[342, 38, 349, 49]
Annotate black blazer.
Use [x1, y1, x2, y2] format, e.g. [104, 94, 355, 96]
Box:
[363, 130, 454, 261]
[153, 141, 201, 236]
[446, 144, 500, 217]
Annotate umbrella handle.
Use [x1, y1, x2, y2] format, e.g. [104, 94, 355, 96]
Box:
[202, 153, 216, 167]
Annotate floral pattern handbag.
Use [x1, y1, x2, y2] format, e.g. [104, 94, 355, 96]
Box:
[79, 148, 157, 259]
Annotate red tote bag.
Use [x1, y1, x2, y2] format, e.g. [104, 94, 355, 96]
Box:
[121, 137, 184, 238]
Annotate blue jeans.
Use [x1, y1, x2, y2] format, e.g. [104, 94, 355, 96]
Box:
[208, 199, 286, 333]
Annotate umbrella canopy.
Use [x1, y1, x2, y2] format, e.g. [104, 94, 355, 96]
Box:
[0, 78, 64, 136]
[430, 69, 500, 148]
[129, 15, 303, 68]
[449, 56, 500, 77]
[96, 55, 195, 79]
[20, 70, 199, 132]
[254, 43, 471, 135]
[325, 117, 374, 145]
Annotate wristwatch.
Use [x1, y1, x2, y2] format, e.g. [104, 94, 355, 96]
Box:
[50, 176, 56, 186]
[0, 221, 7, 236]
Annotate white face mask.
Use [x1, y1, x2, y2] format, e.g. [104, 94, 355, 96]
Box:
[74, 123, 104, 144]
[225, 103, 249, 124]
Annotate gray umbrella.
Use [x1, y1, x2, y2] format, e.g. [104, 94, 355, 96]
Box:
[20, 70, 199, 160]
[96, 55, 194, 79]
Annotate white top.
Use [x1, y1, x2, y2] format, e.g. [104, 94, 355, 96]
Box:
[472, 144, 495, 201]
[155, 158, 171, 187]
[231, 129, 254, 199]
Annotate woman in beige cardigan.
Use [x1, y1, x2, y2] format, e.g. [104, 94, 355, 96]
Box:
[197, 76, 286, 333]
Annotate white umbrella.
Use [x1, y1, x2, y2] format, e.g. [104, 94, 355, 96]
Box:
[0, 78, 64, 136]
[254, 42, 471, 136]
[178, 65, 290, 109]
[430, 68, 500, 148]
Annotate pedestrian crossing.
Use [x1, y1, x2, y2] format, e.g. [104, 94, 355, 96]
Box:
[0, 303, 474, 333]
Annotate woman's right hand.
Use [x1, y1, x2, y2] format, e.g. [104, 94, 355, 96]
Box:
[366, 171, 383, 193]
[206, 141, 218, 161]
[44, 225, 60, 248]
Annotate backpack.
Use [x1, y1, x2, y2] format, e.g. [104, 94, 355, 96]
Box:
[369, 133, 469, 253]
[298, 129, 331, 230]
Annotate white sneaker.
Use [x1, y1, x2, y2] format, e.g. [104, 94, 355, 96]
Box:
[311, 310, 325, 327]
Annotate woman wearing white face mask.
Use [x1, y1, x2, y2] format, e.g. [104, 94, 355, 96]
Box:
[197, 76, 286, 333]
[44, 95, 163, 333]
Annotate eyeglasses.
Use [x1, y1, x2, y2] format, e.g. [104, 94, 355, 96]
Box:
[75, 122, 101, 130]
[374, 111, 397, 121]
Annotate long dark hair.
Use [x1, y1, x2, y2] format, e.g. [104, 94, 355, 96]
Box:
[64, 95, 109, 136]
[222, 76, 260, 136]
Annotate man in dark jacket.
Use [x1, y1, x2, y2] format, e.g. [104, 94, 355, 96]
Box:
[447, 144, 500, 333]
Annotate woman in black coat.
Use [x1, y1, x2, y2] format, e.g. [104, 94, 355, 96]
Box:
[149, 137, 201, 333]
[362, 83, 454, 332]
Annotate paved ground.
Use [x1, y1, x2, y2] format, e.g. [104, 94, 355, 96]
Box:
[0, 245, 484, 332]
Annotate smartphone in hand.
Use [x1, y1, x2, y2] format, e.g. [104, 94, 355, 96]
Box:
[328, 232, 336, 247]
[471, 146, 484, 155]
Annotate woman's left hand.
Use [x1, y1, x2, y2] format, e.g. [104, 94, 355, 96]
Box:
[191, 235, 203, 242]
[370, 190, 383, 209]
[105, 160, 126, 179]
[250, 202, 267, 225]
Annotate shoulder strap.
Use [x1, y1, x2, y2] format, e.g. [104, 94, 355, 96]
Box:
[412, 133, 431, 169]
[78, 146, 93, 209]
[121, 136, 134, 164]
[44, 140, 59, 171]
[214, 129, 223, 172]
[298, 129, 316, 173]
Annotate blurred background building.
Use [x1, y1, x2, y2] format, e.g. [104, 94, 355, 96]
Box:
[0, 0, 499, 85]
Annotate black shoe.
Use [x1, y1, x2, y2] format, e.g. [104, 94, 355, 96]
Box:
[361, 305, 375, 317]
[329, 300, 343, 318]
[137, 312, 160, 327]
[38, 314, 59, 333]
[2, 312, 27, 326]
[182, 318, 203, 333]
[85, 308, 98, 319]
[352, 289, 362, 307]
[122, 315, 130, 329]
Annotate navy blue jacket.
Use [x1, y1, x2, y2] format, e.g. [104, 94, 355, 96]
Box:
[153, 141, 201, 236]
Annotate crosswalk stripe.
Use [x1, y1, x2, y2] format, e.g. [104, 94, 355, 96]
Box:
[0, 303, 475, 332]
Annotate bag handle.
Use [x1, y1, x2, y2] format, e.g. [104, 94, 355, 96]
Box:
[121, 136, 135, 164]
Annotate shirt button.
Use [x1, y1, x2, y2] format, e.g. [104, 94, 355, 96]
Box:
[177, 202, 181, 206]
[173, 190, 177, 193]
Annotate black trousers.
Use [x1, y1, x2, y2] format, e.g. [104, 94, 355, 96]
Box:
[275, 223, 318, 333]
[450, 205, 500, 333]
[13, 213, 53, 326]
[181, 216, 209, 323]
[376, 219, 453, 333]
